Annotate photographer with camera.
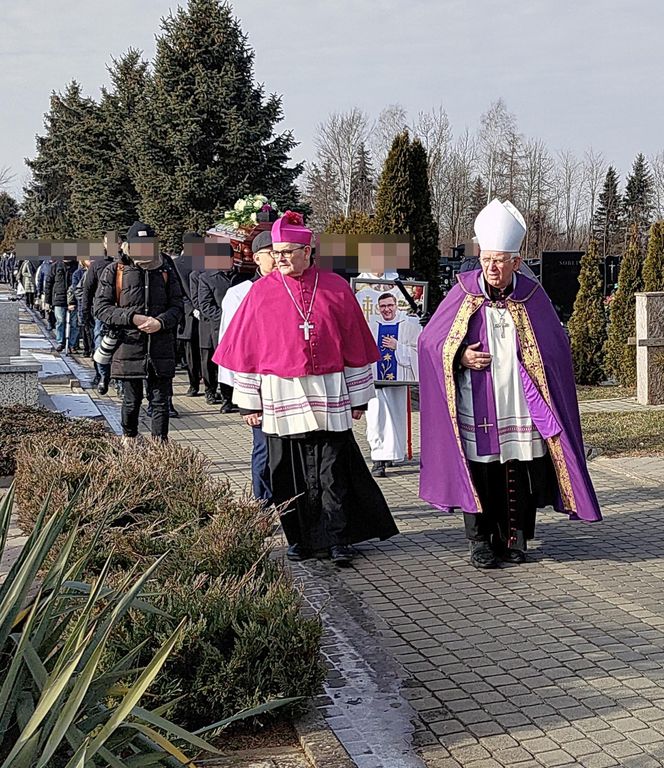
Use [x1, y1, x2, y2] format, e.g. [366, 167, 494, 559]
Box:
[94, 221, 183, 441]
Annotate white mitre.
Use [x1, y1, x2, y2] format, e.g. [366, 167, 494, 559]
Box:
[474, 198, 526, 253]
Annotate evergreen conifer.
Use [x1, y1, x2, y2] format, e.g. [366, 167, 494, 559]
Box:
[604, 225, 643, 386]
[129, 0, 301, 251]
[408, 138, 441, 305]
[567, 240, 607, 384]
[642, 220, 664, 292]
[623, 153, 655, 242]
[592, 167, 622, 260]
[349, 143, 375, 215]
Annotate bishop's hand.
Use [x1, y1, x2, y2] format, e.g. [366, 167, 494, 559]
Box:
[461, 341, 492, 371]
[243, 412, 262, 427]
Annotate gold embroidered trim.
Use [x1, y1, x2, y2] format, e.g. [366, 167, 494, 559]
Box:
[508, 301, 577, 513]
[442, 293, 484, 512]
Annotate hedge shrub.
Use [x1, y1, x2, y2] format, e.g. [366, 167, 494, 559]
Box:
[14, 430, 325, 730]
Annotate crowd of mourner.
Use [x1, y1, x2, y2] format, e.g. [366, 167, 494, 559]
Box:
[0, 200, 601, 568]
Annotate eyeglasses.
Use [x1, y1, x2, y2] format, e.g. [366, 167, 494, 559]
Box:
[479, 256, 515, 267]
[270, 247, 306, 260]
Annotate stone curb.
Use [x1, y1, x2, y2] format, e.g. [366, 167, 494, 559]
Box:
[294, 703, 356, 768]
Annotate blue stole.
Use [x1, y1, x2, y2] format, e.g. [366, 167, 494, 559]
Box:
[377, 323, 399, 381]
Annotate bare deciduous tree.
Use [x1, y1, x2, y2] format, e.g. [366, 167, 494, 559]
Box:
[582, 148, 607, 239]
[650, 150, 664, 218]
[412, 106, 453, 245]
[520, 138, 556, 258]
[478, 99, 518, 201]
[553, 150, 585, 249]
[315, 108, 371, 217]
[0, 166, 15, 190]
[370, 104, 408, 169]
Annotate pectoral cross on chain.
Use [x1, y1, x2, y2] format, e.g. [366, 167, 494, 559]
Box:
[478, 417, 494, 434]
[299, 319, 314, 341]
[494, 314, 510, 339]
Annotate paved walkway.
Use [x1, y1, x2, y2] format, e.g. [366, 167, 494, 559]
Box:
[12, 298, 664, 768]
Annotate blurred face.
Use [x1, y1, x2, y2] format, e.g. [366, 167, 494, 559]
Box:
[272, 242, 310, 277]
[254, 247, 275, 275]
[378, 297, 397, 321]
[480, 250, 521, 290]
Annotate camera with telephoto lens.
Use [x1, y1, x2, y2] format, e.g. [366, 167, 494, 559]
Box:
[93, 329, 121, 366]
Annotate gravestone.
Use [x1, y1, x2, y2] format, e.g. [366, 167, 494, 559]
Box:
[635, 292, 664, 406]
[0, 297, 41, 407]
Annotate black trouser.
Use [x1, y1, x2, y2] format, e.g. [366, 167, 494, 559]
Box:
[200, 346, 218, 394]
[24, 292, 35, 308]
[464, 459, 537, 552]
[80, 319, 94, 356]
[121, 368, 171, 439]
[183, 336, 202, 390]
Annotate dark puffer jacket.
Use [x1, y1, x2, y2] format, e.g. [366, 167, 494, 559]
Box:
[44, 260, 78, 308]
[93, 257, 184, 379]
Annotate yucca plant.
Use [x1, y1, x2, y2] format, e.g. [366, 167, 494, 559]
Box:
[0, 484, 225, 767]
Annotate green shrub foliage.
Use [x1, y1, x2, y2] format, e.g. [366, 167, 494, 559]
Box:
[14, 432, 325, 729]
[604, 226, 643, 386]
[568, 240, 608, 384]
[642, 220, 664, 293]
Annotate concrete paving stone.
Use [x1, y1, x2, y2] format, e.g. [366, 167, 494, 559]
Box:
[495, 712, 532, 728]
[426, 719, 464, 735]
[624, 729, 664, 747]
[560, 738, 603, 758]
[603, 739, 647, 759]
[577, 753, 620, 768]
[462, 760, 504, 768]
[436, 731, 479, 750]
[448, 744, 491, 763]
[536, 750, 577, 767]
[610, 716, 648, 733]
[493, 746, 536, 764]
[519, 736, 562, 754]
[618, 756, 664, 768]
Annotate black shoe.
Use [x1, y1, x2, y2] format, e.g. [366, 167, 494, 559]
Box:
[287, 543, 311, 562]
[330, 544, 354, 566]
[469, 541, 499, 569]
[494, 544, 527, 564]
[219, 400, 237, 414]
[169, 406, 180, 418]
[205, 391, 220, 405]
[185, 386, 199, 397]
[56, 344, 64, 352]
[97, 378, 109, 396]
[371, 461, 386, 478]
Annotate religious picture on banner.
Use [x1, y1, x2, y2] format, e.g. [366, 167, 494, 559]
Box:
[351, 278, 425, 385]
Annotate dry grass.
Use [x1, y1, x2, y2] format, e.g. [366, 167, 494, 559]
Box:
[581, 411, 664, 457]
[576, 385, 636, 402]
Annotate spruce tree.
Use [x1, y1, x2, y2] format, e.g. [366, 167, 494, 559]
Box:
[567, 240, 607, 384]
[409, 138, 441, 306]
[467, 176, 487, 228]
[0, 192, 19, 245]
[623, 153, 654, 242]
[642, 220, 664, 292]
[23, 81, 94, 238]
[349, 143, 375, 215]
[592, 166, 622, 260]
[129, 0, 301, 251]
[68, 51, 148, 238]
[303, 160, 341, 233]
[604, 225, 643, 386]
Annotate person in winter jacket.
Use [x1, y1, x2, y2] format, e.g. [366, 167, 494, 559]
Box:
[171, 231, 202, 396]
[82, 233, 119, 391]
[94, 221, 183, 440]
[197, 255, 236, 407]
[17, 260, 36, 308]
[71, 261, 92, 355]
[44, 258, 79, 352]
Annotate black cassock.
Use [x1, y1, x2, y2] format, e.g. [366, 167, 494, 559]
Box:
[268, 429, 399, 551]
[464, 453, 560, 551]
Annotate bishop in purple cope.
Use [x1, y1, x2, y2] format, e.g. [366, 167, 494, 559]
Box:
[418, 199, 601, 569]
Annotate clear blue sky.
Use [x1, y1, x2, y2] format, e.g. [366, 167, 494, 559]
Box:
[2, 0, 663, 200]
